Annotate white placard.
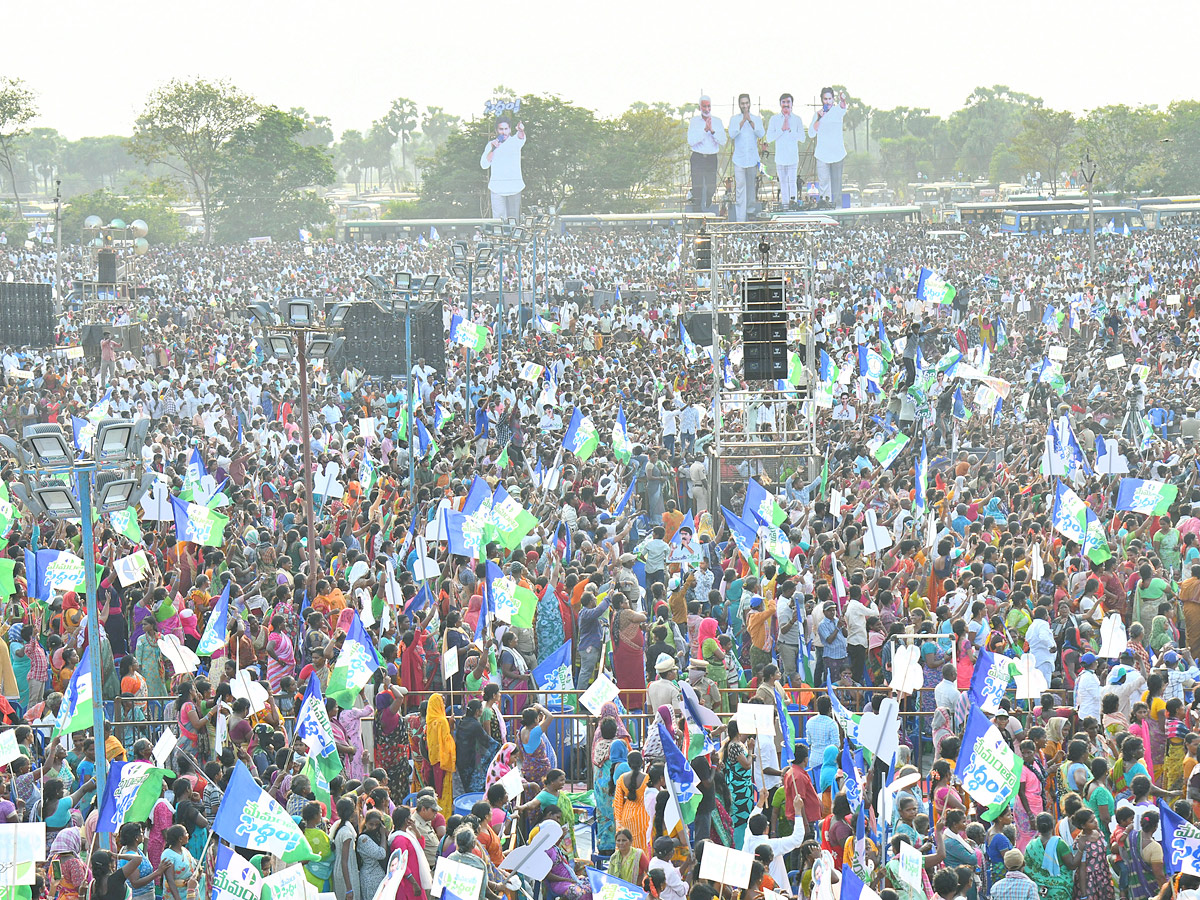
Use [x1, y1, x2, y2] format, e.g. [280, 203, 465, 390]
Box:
[413, 557, 440, 581]
[359, 417, 376, 441]
[215, 713, 227, 756]
[443, 645, 459, 680]
[734, 702, 776, 737]
[230, 669, 270, 715]
[698, 842, 755, 889]
[1099, 613, 1128, 658]
[578, 672, 620, 716]
[0, 822, 45, 885]
[158, 634, 200, 675]
[499, 820, 562, 880]
[1105, 353, 1126, 370]
[897, 842, 923, 890]
[862, 509, 893, 555]
[432, 855, 486, 900]
[0, 731, 20, 767]
[1048, 346, 1068, 361]
[262, 864, 308, 900]
[496, 765, 523, 802]
[115, 550, 150, 586]
[151, 729, 177, 768]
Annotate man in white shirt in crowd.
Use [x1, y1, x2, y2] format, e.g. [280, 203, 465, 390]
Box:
[765, 93, 806, 209]
[729, 93, 765, 222]
[479, 118, 526, 222]
[1076, 652, 1102, 721]
[809, 87, 848, 209]
[686, 96, 727, 213]
[660, 402, 679, 457]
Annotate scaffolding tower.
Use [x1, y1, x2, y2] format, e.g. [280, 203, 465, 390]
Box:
[683, 215, 826, 511]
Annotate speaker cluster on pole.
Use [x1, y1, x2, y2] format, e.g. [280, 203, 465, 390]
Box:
[0, 283, 56, 348]
[740, 278, 787, 381]
[340, 300, 446, 379]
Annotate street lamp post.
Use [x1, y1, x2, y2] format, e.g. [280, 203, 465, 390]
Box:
[1081, 151, 1098, 277]
[451, 243, 495, 413]
[2, 417, 152, 841]
[248, 298, 344, 593]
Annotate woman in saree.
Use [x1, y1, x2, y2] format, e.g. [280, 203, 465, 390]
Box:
[517, 704, 555, 802]
[614, 750, 651, 856]
[983, 806, 1015, 887]
[930, 760, 963, 829]
[721, 722, 756, 848]
[1144, 672, 1169, 773]
[520, 768, 579, 858]
[1126, 808, 1166, 900]
[373, 675, 410, 790]
[535, 579, 567, 667]
[47, 828, 87, 900]
[425, 693, 456, 816]
[611, 594, 647, 710]
[939, 809, 983, 900]
[302, 802, 335, 891]
[606, 828, 648, 885]
[591, 716, 622, 853]
[537, 806, 593, 900]
[698, 617, 728, 713]
[499, 631, 533, 717]
[484, 742, 518, 792]
[1024, 812, 1079, 900]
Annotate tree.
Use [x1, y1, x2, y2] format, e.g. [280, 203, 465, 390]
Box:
[384, 98, 418, 179]
[19, 127, 64, 195]
[877, 136, 925, 194]
[0, 77, 37, 219]
[212, 107, 335, 243]
[61, 136, 134, 192]
[288, 108, 334, 149]
[129, 78, 258, 243]
[1160, 101, 1200, 193]
[365, 122, 395, 190]
[602, 107, 686, 206]
[336, 129, 367, 193]
[947, 85, 1042, 178]
[1013, 109, 1077, 194]
[1077, 104, 1166, 194]
[62, 179, 188, 245]
[420, 106, 460, 152]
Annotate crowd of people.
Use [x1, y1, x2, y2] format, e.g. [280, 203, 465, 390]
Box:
[0, 217, 1199, 900]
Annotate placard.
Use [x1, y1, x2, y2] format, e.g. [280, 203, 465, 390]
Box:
[230, 670, 270, 714]
[0, 823, 45, 885]
[697, 843, 755, 889]
[432, 855, 485, 900]
[579, 672, 620, 716]
[443, 645, 459, 680]
[0, 731, 19, 767]
[262, 864, 309, 900]
[897, 842, 923, 891]
[115, 550, 150, 586]
[1105, 353, 1126, 370]
[496, 766, 523, 803]
[158, 634, 200, 675]
[734, 702, 776, 737]
[152, 730, 177, 768]
[1048, 346, 1068, 361]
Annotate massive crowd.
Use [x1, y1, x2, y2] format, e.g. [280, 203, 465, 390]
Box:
[1, 218, 1200, 900]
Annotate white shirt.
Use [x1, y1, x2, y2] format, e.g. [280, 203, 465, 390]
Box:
[687, 115, 727, 155]
[809, 104, 847, 163]
[1076, 669, 1102, 720]
[832, 402, 856, 422]
[647, 858, 687, 900]
[479, 133, 526, 195]
[766, 112, 806, 166]
[740, 827, 806, 887]
[730, 113, 765, 167]
[1025, 618, 1055, 664]
[845, 599, 877, 646]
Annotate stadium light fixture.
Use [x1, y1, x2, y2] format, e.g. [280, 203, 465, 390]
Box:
[23, 425, 74, 468]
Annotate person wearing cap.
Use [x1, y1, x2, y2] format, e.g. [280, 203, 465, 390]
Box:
[1077, 652, 1102, 721]
[991, 849, 1037, 900]
[1159, 648, 1198, 703]
[646, 653, 682, 716]
[614, 553, 640, 600]
[745, 579, 776, 671]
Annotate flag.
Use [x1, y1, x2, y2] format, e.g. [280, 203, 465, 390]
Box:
[170, 496, 229, 547]
[563, 407, 599, 461]
[744, 478, 787, 528]
[414, 418, 437, 461]
[197, 580, 230, 656]
[213, 761, 318, 862]
[53, 645, 94, 737]
[212, 844, 263, 900]
[658, 720, 700, 824]
[774, 685, 795, 769]
[519, 361, 545, 382]
[488, 485, 539, 550]
[826, 676, 861, 745]
[914, 439, 928, 513]
[722, 506, 758, 563]
[955, 706, 1022, 820]
[1116, 478, 1179, 516]
[878, 320, 893, 363]
[326, 613, 381, 708]
[725, 354, 739, 388]
[612, 477, 637, 516]
[841, 866, 882, 900]
[32, 549, 89, 600]
[916, 266, 956, 305]
[968, 649, 1013, 713]
[444, 507, 492, 559]
[294, 672, 343, 796]
[97, 761, 174, 831]
[533, 640, 574, 693]
[859, 346, 886, 392]
[586, 869, 648, 900]
[1159, 798, 1200, 875]
[449, 314, 488, 352]
[181, 448, 207, 500]
[533, 313, 560, 334]
[679, 321, 700, 360]
[298, 228, 312, 242]
[1051, 480, 1111, 563]
[843, 740, 864, 811]
[874, 433, 910, 471]
[819, 446, 830, 499]
[612, 405, 632, 463]
[486, 562, 537, 628]
[495, 445, 509, 469]
[358, 458, 377, 494]
[819, 349, 835, 382]
[951, 388, 967, 421]
[434, 403, 452, 431]
[430, 225, 440, 241]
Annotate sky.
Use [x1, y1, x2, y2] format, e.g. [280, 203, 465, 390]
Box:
[8, 0, 1198, 140]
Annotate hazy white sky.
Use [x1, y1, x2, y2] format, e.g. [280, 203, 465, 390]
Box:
[9, 0, 1197, 139]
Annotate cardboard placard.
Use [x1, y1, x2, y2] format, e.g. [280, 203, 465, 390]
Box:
[579, 672, 620, 716]
[697, 843, 755, 889]
[1105, 353, 1126, 370]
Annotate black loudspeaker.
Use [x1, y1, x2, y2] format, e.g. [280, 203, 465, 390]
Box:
[0, 282, 56, 348]
[79, 323, 142, 365]
[97, 250, 119, 284]
[340, 300, 446, 379]
[684, 311, 734, 346]
[741, 278, 787, 382]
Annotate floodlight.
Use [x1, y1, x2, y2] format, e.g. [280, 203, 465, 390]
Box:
[364, 275, 389, 291]
[511, 227, 526, 242]
[452, 243, 467, 261]
[10, 483, 45, 516]
[267, 335, 294, 359]
[326, 303, 351, 326]
[247, 301, 276, 324]
[281, 297, 314, 326]
[23, 424, 73, 468]
[30, 481, 80, 519]
[434, 277, 449, 293]
[307, 334, 344, 359]
[451, 264, 468, 279]
[394, 272, 413, 291]
[94, 472, 140, 514]
[422, 274, 440, 292]
[476, 247, 495, 265]
[93, 418, 136, 464]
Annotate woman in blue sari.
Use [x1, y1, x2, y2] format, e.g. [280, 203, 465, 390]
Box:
[535, 581, 566, 668]
[594, 731, 628, 856]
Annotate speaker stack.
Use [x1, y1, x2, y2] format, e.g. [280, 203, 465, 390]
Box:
[340, 300, 446, 380]
[741, 278, 787, 381]
[0, 283, 56, 348]
[684, 311, 734, 346]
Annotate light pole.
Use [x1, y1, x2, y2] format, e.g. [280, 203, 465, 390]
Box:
[450, 242, 495, 412]
[247, 298, 345, 593]
[1080, 151, 1098, 278]
[53, 181, 62, 305]
[1, 417, 153, 839]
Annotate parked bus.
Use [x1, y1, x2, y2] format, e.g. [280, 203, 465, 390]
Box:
[999, 206, 1145, 235]
[1134, 195, 1200, 209]
[1142, 202, 1200, 228]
